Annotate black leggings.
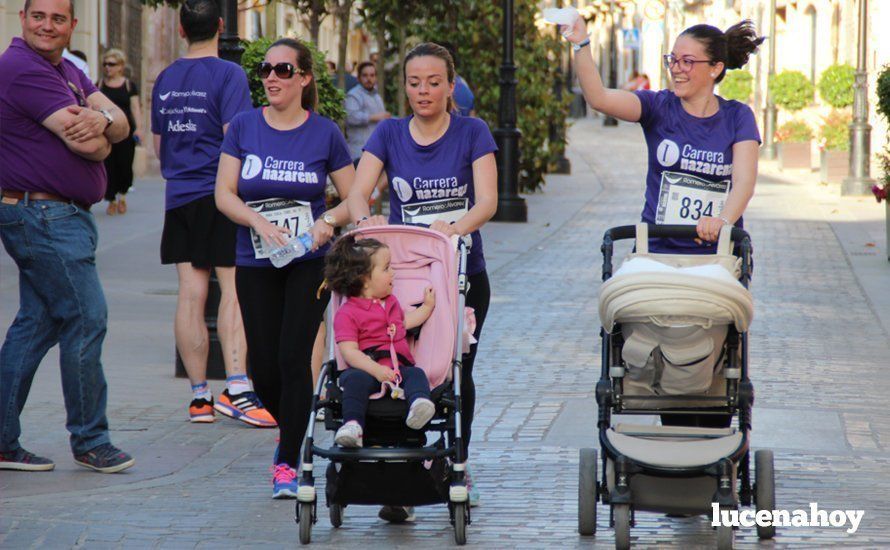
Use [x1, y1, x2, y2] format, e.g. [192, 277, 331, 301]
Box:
[236, 258, 328, 468]
[462, 270, 490, 455]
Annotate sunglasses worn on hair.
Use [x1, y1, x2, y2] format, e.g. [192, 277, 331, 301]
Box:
[257, 62, 301, 80]
[662, 54, 713, 73]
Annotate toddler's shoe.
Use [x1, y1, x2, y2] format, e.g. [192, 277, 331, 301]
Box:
[334, 421, 363, 448]
[406, 397, 435, 430]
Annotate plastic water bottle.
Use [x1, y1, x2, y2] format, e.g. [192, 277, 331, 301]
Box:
[269, 233, 314, 268]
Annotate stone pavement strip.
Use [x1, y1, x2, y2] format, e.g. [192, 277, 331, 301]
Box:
[2, 118, 890, 548]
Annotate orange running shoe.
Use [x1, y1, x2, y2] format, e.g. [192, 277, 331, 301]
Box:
[214, 390, 277, 428]
[189, 397, 215, 423]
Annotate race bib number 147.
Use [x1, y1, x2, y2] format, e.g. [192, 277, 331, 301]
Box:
[655, 171, 730, 225]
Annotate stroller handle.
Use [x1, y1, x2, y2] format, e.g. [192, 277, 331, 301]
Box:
[603, 224, 750, 243]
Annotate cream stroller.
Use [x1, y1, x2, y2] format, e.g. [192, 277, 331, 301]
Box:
[578, 223, 776, 550]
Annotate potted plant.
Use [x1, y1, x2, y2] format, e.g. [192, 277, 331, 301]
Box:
[818, 111, 851, 183]
[769, 70, 815, 170]
[775, 120, 814, 170]
[816, 64, 855, 183]
[718, 69, 753, 103]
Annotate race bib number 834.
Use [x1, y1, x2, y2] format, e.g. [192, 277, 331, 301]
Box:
[655, 171, 730, 225]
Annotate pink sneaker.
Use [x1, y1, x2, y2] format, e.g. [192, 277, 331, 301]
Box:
[272, 463, 299, 499]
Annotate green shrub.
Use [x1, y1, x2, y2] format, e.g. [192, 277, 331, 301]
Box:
[775, 119, 813, 143]
[719, 70, 753, 103]
[817, 64, 855, 109]
[769, 70, 814, 112]
[877, 64, 890, 125]
[819, 111, 851, 151]
[240, 37, 345, 124]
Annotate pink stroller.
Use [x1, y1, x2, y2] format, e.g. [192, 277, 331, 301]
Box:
[295, 225, 473, 545]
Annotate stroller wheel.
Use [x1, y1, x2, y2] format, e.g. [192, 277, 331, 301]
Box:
[329, 503, 343, 528]
[613, 504, 631, 550]
[755, 450, 776, 540]
[578, 448, 598, 535]
[453, 502, 468, 546]
[717, 518, 734, 550]
[298, 502, 313, 545]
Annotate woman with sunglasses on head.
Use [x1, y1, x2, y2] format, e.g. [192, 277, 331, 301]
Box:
[98, 48, 143, 216]
[564, 21, 764, 427]
[347, 42, 498, 519]
[215, 38, 354, 498]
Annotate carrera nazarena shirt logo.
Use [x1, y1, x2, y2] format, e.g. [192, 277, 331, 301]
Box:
[243, 155, 320, 184]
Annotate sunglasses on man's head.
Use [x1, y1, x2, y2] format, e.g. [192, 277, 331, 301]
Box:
[257, 62, 301, 80]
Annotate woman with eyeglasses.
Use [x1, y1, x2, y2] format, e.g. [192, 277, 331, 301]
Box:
[98, 48, 143, 216]
[563, 20, 763, 428]
[215, 38, 354, 498]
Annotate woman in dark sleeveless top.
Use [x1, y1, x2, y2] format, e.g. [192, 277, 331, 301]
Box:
[99, 48, 143, 216]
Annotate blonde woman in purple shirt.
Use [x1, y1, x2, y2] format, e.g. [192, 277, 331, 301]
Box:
[564, 20, 764, 427]
[347, 42, 498, 519]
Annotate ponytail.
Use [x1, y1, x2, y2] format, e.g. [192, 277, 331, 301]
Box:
[680, 20, 765, 83]
[269, 38, 319, 111]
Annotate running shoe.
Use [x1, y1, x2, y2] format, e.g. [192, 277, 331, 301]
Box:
[0, 448, 55, 471]
[334, 421, 363, 448]
[74, 443, 135, 474]
[466, 468, 480, 507]
[214, 390, 277, 428]
[272, 463, 299, 499]
[406, 397, 435, 430]
[189, 397, 215, 423]
[378, 505, 416, 523]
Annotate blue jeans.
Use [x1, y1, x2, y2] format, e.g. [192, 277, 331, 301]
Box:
[340, 366, 431, 427]
[0, 199, 110, 455]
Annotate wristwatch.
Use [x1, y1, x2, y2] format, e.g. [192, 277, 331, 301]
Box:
[322, 212, 336, 226]
[99, 109, 114, 128]
[573, 37, 591, 52]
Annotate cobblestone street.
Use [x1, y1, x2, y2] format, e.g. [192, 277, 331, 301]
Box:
[2, 118, 890, 548]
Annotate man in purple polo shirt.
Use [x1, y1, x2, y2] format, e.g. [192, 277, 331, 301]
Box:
[0, 0, 135, 473]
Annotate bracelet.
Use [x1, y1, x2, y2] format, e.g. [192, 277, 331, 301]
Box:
[718, 216, 731, 226]
[355, 216, 368, 225]
[573, 37, 591, 52]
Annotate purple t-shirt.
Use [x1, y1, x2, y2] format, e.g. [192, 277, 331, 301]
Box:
[363, 115, 497, 275]
[0, 38, 106, 205]
[151, 57, 252, 210]
[635, 89, 760, 253]
[221, 109, 352, 267]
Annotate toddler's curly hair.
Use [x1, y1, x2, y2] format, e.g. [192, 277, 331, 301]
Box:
[324, 235, 388, 297]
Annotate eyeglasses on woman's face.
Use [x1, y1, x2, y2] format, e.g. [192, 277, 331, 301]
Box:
[257, 62, 302, 80]
[662, 53, 713, 73]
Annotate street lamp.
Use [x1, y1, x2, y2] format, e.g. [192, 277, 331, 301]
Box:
[219, 0, 243, 64]
[761, 0, 777, 160]
[603, 0, 619, 126]
[549, 0, 572, 174]
[842, 0, 875, 196]
[493, 0, 528, 222]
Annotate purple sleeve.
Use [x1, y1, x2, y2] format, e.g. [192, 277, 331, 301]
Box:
[78, 69, 98, 97]
[220, 113, 243, 158]
[327, 121, 353, 172]
[633, 89, 659, 127]
[220, 65, 253, 125]
[733, 103, 761, 145]
[362, 119, 390, 163]
[469, 119, 497, 162]
[8, 70, 79, 123]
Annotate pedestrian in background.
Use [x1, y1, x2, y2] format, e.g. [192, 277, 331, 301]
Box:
[349, 42, 498, 517]
[563, 17, 763, 427]
[152, 0, 275, 428]
[0, 0, 134, 473]
[99, 48, 142, 216]
[345, 61, 390, 164]
[215, 38, 354, 498]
